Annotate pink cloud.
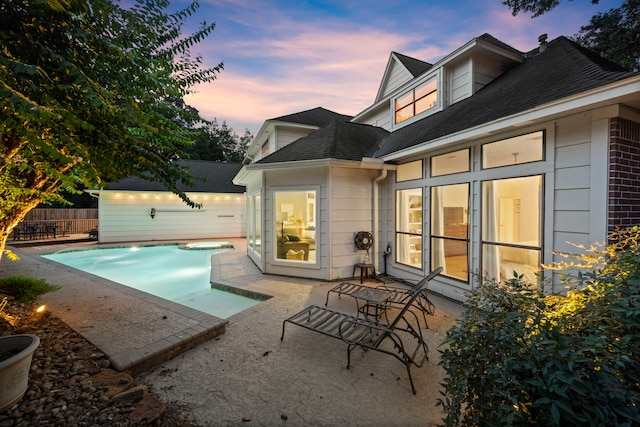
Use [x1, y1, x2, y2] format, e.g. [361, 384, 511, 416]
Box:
[186, 27, 423, 133]
[185, 0, 609, 136]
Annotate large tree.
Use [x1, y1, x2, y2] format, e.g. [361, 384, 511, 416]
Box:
[158, 97, 251, 163]
[184, 120, 251, 163]
[0, 0, 222, 262]
[503, 0, 640, 70]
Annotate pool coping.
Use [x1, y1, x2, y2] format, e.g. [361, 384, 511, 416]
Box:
[7, 244, 236, 376]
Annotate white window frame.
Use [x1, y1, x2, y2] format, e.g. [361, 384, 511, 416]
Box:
[392, 71, 441, 129]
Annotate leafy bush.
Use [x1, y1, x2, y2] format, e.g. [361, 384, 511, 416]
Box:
[0, 275, 59, 303]
[438, 227, 640, 426]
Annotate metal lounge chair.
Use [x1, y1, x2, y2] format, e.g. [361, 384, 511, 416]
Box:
[281, 267, 442, 394]
[325, 275, 436, 328]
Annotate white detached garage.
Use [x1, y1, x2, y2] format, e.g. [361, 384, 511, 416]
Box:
[89, 160, 246, 243]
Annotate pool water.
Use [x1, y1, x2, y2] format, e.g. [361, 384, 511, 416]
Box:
[42, 245, 261, 318]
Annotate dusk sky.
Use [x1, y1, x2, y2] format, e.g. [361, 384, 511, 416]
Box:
[173, 0, 621, 135]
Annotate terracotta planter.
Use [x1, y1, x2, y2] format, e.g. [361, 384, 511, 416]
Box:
[0, 334, 40, 412]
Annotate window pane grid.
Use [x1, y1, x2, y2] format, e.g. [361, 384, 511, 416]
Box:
[395, 78, 438, 124]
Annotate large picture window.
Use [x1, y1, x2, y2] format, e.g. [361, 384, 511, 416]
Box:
[482, 176, 542, 284]
[274, 190, 317, 262]
[396, 188, 423, 268]
[430, 184, 470, 281]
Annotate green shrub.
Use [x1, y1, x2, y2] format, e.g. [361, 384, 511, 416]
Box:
[438, 227, 640, 426]
[0, 275, 59, 303]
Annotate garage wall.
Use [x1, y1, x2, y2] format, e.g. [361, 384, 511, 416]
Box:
[98, 191, 246, 243]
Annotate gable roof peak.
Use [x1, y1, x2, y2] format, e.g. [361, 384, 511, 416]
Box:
[391, 51, 433, 77]
[375, 34, 637, 158]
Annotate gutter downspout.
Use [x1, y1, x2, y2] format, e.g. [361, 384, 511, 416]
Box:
[373, 169, 387, 273]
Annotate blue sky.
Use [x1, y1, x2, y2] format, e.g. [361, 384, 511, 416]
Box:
[173, 0, 621, 135]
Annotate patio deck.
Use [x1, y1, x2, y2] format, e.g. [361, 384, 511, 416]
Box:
[1, 238, 464, 426]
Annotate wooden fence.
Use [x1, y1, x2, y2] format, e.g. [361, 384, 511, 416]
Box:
[23, 208, 98, 221]
[17, 209, 99, 237]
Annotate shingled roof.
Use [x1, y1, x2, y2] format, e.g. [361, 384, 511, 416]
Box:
[477, 33, 524, 57]
[268, 107, 353, 127]
[375, 36, 637, 157]
[256, 120, 389, 164]
[107, 160, 245, 193]
[393, 51, 433, 77]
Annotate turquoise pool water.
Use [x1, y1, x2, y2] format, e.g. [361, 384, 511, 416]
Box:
[42, 244, 261, 318]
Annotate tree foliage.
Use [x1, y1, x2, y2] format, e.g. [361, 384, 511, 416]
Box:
[502, 0, 600, 17]
[183, 120, 251, 163]
[573, 0, 640, 71]
[503, 0, 640, 71]
[0, 0, 223, 261]
[438, 226, 640, 426]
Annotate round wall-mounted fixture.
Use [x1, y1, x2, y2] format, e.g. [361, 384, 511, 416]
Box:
[354, 231, 373, 252]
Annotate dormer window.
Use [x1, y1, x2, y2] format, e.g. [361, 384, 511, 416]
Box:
[395, 78, 437, 124]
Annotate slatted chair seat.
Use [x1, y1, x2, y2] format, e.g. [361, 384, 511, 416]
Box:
[281, 267, 442, 394]
[325, 277, 436, 328]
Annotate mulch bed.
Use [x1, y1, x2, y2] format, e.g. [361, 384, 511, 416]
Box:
[0, 297, 197, 426]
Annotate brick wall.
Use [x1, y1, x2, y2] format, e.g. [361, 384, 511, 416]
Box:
[608, 117, 640, 234]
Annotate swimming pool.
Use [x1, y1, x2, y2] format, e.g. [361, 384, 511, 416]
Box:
[42, 244, 261, 318]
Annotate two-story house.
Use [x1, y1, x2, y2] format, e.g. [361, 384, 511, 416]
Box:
[234, 33, 640, 301]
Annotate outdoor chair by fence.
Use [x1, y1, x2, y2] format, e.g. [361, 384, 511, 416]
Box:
[325, 275, 437, 328]
[281, 267, 442, 394]
[61, 221, 72, 237]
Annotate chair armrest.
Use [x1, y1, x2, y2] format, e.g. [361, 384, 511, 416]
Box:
[375, 283, 411, 292]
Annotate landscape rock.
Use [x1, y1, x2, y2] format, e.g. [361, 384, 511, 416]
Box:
[0, 300, 197, 426]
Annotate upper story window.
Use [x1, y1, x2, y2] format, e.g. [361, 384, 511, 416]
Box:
[395, 78, 437, 124]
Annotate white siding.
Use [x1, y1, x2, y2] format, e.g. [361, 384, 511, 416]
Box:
[355, 103, 392, 130]
[379, 60, 414, 99]
[276, 127, 314, 151]
[552, 113, 594, 255]
[449, 60, 471, 105]
[98, 191, 246, 243]
[473, 57, 505, 93]
[329, 167, 378, 279]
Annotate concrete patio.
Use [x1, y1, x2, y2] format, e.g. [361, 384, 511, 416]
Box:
[1, 238, 464, 426]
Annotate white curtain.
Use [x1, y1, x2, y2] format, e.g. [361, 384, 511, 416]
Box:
[397, 190, 410, 264]
[483, 181, 501, 281]
[431, 187, 446, 271]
